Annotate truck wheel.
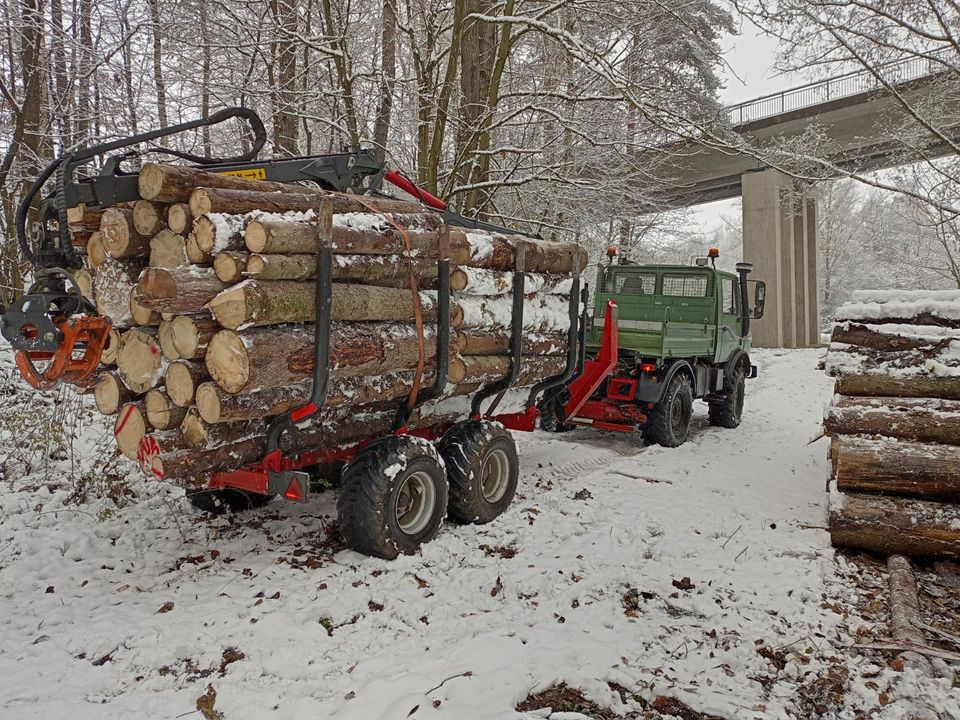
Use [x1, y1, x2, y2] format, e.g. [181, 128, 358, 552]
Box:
[337, 435, 448, 559]
[642, 374, 693, 447]
[708, 364, 746, 429]
[186, 488, 274, 514]
[438, 421, 519, 524]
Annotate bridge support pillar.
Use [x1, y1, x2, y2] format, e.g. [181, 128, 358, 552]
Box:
[741, 169, 819, 348]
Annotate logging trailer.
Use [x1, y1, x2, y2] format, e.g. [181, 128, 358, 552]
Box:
[0, 108, 764, 558]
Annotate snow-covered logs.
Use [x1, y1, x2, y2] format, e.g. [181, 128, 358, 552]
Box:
[824, 290, 960, 559]
[68, 163, 583, 483]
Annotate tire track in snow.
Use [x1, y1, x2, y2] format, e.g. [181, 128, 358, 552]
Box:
[549, 434, 643, 479]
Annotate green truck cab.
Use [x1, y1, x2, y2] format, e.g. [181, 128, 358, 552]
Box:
[543, 250, 766, 447]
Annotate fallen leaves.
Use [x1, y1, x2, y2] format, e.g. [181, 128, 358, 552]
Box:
[672, 576, 695, 591]
[196, 684, 223, 720]
[156, 601, 174, 614]
[491, 576, 503, 598]
[219, 647, 245, 674]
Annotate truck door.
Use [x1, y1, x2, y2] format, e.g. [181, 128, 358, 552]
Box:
[716, 274, 742, 363]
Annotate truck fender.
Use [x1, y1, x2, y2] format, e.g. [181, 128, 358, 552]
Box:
[654, 360, 695, 404]
[723, 350, 752, 387]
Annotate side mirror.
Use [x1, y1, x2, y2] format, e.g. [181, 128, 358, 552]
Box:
[753, 281, 766, 319]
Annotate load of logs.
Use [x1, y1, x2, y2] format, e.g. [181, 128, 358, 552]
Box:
[823, 290, 960, 560]
[70, 163, 587, 484]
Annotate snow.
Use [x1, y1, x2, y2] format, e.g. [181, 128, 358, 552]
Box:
[835, 290, 960, 322]
[204, 213, 246, 253]
[332, 212, 389, 232]
[1, 346, 957, 719]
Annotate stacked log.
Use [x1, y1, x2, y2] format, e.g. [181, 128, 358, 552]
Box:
[66, 163, 586, 484]
[824, 290, 960, 560]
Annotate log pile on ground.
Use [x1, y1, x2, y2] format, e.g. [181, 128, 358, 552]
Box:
[68, 163, 585, 484]
[823, 290, 960, 560]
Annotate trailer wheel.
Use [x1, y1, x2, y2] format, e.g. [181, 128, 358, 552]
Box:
[337, 435, 448, 559]
[539, 390, 574, 432]
[642, 373, 693, 447]
[708, 364, 746, 429]
[439, 421, 519, 524]
[186, 488, 274, 514]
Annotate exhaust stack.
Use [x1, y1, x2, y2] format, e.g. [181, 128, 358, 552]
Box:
[735, 262, 753, 337]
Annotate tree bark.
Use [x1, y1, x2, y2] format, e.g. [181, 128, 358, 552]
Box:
[205, 280, 449, 329]
[170, 315, 219, 360]
[94, 371, 136, 415]
[886, 554, 933, 675]
[100, 208, 151, 257]
[831, 323, 948, 352]
[244, 253, 441, 288]
[135, 267, 228, 314]
[450, 267, 572, 295]
[181, 407, 267, 450]
[448, 355, 565, 385]
[835, 374, 960, 401]
[130, 291, 162, 326]
[829, 492, 960, 560]
[67, 204, 104, 230]
[455, 330, 568, 356]
[205, 324, 439, 393]
[167, 203, 192, 235]
[114, 400, 150, 460]
[165, 359, 210, 407]
[245, 215, 448, 256]
[832, 436, 960, 502]
[213, 251, 249, 283]
[824, 397, 960, 445]
[450, 229, 588, 274]
[190, 187, 420, 217]
[133, 200, 167, 236]
[149, 229, 188, 268]
[145, 388, 188, 430]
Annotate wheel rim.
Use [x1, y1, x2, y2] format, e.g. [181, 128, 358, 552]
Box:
[395, 471, 436, 535]
[670, 393, 686, 434]
[481, 448, 510, 503]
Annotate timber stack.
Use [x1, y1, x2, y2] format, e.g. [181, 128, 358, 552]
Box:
[69, 163, 586, 484]
[823, 290, 960, 560]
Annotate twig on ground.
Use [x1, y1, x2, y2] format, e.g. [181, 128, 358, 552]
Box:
[721, 524, 743, 549]
[425, 670, 473, 695]
[853, 640, 960, 663]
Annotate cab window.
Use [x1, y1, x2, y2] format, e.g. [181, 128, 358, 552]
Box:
[662, 274, 708, 297]
[720, 276, 738, 314]
[609, 272, 656, 295]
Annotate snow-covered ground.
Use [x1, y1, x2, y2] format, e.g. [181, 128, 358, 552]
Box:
[1, 349, 957, 719]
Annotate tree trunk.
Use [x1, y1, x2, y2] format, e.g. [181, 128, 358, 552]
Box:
[170, 315, 219, 360]
[193, 214, 245, 253]
[146, 0, 168, 133]
[831, 323, 949, 351]
[886, 554, 933, 675]
[133, 200, 167, 236]
[448, 355, 565, 385]
[117, 327, 164, 393]
[832, 436, 960, 502]
[100, 327, 124, 365]
[824, 397, 960, 445]
[149, 229, 188, 268]
[213, 251, 249, 283]
[167, 203, 192, 235]
[94, 371, 136, 415]
[87, 232, 106, 268]
[829, 492, 960, 559]
[138, 163, 326, 203]
[114, 400, 150, 459]
[135, 267, 228, 314]
[157, 320, 181, 360]
[269, 0, 300, 155]
[455, 330, 568, 356]
[100, 208, 151, 257]
[166, 359, 210, 407]
[372, 0, 397, 155]
[129, 291, 162, 326]
[94, 259, 146, 326]
[145, 388, 188, 430]
[185, 234, 214, 265]
[205, 324, 439, 393]
[835, 374, 960, 401]
[205, 280, 447, 329]
[450, 229, 588, 273]
[450, 267, 572, 295]
[245, 215, 448, 256]
[190, 187, 420, 217]
[181, 407, 267, 450]
[245, 253, 441, 288]
[67, 204, 104, 230]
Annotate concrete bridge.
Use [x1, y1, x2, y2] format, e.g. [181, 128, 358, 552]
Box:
[659, 50, 959, 348]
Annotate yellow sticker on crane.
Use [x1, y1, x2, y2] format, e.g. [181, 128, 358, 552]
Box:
[216, 167, 266, 181]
